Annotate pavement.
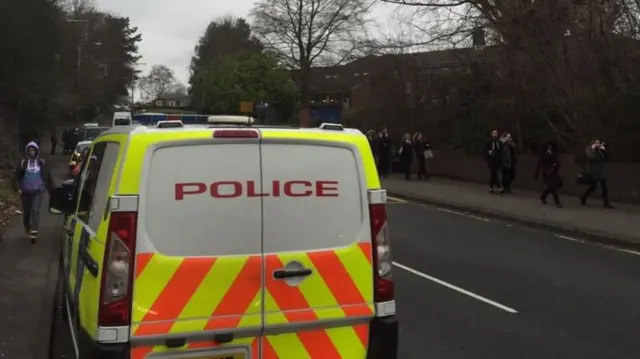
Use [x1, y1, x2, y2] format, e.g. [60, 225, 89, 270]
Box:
[0, 151, 66, 359]
[382, 176, 640, 249]
[389, 199, 640, 358]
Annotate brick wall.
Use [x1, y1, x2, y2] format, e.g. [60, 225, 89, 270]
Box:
[421, 150, 640, 204]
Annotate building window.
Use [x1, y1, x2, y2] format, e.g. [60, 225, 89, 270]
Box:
[327, 93, 342, 103]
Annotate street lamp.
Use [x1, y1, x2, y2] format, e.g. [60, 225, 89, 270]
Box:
[66, 19, 93, 122]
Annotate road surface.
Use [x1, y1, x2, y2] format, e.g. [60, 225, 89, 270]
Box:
[50, 198, 640, 358]
[390, 198, 640, 359]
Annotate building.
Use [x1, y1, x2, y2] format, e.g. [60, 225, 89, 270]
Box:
[152, 94, 191, 109]
[293, 42, 500, 127]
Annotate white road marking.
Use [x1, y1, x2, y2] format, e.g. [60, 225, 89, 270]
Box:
[555, 235, 640, 256]
[393, 262, 518, 314]
[437, 208, 466, 216]
[610, 247, 640, 256]
[387, 196, 408, 203]
[400, 196, 639, 257]
[555, 235, 584, 243]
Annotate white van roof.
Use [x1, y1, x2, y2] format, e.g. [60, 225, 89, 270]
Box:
[207, 115, 255, 125]
[113, 111, 131, 118]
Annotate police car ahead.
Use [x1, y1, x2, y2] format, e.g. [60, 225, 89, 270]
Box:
[48, 116, 398, 359]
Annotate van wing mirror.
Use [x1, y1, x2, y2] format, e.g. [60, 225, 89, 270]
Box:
[62, 178, 75, 189]
[49, 186, 73, 215]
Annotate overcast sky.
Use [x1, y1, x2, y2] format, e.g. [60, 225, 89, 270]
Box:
[97, 0, 404, 85]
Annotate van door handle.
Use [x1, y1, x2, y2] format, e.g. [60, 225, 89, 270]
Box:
[66, 228, 74, 236]
[273, 268, 312, 279]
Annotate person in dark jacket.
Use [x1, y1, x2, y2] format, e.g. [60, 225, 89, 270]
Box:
[399, 133, 414, 180]
[63, 128, 71, 154]
[13, 142, 54, 242]
[366, 130, 376, 153]
[500, 133, 517, 194]
[375, 128, 392, 177]
[534, 141, 562, 207]
[366, 130, 378, 167]
[50, 127, 59, 155]
[413, 132, 428, 180]
[580, 138, 613, 208]
[485, 129, 503, 193]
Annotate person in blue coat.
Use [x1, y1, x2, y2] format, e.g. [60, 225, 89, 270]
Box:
[13, 142, 54, 242]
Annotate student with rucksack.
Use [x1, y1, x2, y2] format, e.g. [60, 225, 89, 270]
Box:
[13, 142, 54, 243]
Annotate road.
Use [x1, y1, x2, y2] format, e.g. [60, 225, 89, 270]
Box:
[390, 198, 640, 359]
[50, 197, 640, 358]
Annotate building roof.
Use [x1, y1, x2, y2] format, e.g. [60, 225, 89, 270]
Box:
[293, 45, 503, 93]
[154, 94, 190, 102]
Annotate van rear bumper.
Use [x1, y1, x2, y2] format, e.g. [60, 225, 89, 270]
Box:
[367, 315, 399, 359]
[77, 317, 398, 359]
[78, 326, 130, 359]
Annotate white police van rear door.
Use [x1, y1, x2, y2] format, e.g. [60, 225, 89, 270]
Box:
[258, 132, 375, 358]
[131, 128, 265, 358]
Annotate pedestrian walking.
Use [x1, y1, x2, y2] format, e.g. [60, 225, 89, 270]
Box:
[63, 128, 72, 154]
[500, 133, 517, 194]
[534, 141, 563, 207]
[413, 132, 429, 180]
[13, 142, 54, 243]
[376, 128, 392, 178]
[485, 129, 503, 193]
[366, 130, 376, 155]
[50, 127, 59, 155]
[399, 133, 414, 181]
[579, 138, 613, 208]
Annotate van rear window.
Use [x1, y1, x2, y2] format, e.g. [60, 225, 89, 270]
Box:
[143, 143, 263, 257]
[114, 118, 130, 126]
[260, 143, 366, 253]
[142, 141, 368, 256]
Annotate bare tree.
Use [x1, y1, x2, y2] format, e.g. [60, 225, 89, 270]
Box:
[250, 0, 375, 103]
[164, 82, 188, 98]
[380, 0, 640, 153]
[138, 65, 178, 102]
[59, 0, 95, 17]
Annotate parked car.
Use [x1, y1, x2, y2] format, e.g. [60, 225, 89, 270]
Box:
[79, 126, 109, 141]
[68, 140, 92, 172]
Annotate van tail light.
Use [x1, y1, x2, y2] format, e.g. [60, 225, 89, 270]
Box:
[213, 129, 259, 138]
[369, 203, 394, 302]
[98, 212, 137, 327]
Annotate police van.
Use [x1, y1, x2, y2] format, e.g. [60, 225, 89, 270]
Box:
[113, 111, 132, 127]
[49, 116, 398, 359]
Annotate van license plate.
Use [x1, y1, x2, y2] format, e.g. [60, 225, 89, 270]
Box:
[194, 354, 245, 359]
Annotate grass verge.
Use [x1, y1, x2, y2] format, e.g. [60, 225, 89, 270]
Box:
[0, 178, 20, 235]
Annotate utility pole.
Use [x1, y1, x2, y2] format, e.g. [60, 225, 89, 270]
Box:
[66, 19, 89, 123]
